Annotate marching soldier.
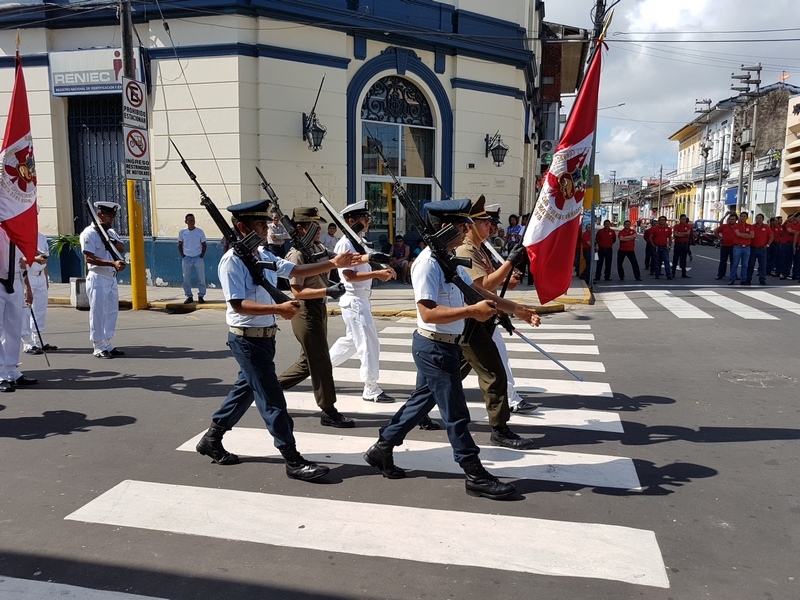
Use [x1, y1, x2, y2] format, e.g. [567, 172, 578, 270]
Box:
[80, 201, 126, 358]
[363, 200, 541, 500]
[196, 199, 360, 480]
[277, 207, 354, 428]
[329, 200, 397, 403]
[453, 196, 538, 449]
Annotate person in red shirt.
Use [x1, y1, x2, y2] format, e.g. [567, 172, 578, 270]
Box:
[594, 220, 616, 282]
[744, 213, 774, 285]
[767, 216, 782, 276]
[729, 211, 754, 284]
[778, 214, 796, 279]
[616, 219, 641, 281]
[715, 212, 738, 280]
[671, 213, 693, 278]
[787, 213, 800, 280]
[650, 215, 673, 279]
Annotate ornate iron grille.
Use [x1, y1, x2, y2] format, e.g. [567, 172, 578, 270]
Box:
[361, 76, 433, 126]
[67, 95, 151, 236]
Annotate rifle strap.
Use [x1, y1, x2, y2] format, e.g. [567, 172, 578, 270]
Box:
[1, 242, 16, 294]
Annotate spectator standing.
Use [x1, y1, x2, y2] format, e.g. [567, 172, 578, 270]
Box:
[505, 214, 522, 248]
[319, 223, 341, 283]
[650, 216, 673, 280]
[21, 232, 57, 354]
[643, 220, 656, 275]
[178, 213, 207, 304]
[579, 224, 592, 281]
[715, 212, 738, 280]
[672, 214, 692, 278]
[593, 220, 616, 282]
[729, 211, 754, 285]
[767, 216, 782, 276]
[745, 213, 774, 285]
[616, 220, 641, 281]
[787, 213, 800, 280]
[266, 212, 290, 258]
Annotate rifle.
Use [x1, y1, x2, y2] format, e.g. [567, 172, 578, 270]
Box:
[255, 167, 326, 265]
[170, 139, 292, 304]
[304, 172, 392, 269]
[367, 133, 512, 341]
[86, 197, 126, 264]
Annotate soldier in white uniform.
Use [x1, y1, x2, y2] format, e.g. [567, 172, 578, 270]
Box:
[80, 201, 126, 359]
[0, 227, 36, 392]
[329, 200, 397, 403]
[22, 232, 57, 354]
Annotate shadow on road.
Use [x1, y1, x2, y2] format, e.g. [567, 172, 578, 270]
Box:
[0, 410, 136, 440]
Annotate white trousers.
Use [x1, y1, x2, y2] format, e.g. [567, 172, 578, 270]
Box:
[86, 271, 119, 351]
[329, 293, 383, 397]
[492, 326, 524, 406]
[0, 279, 23, 381]
[21, 273, 48, 349]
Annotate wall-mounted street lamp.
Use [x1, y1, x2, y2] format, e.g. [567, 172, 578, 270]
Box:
[302, 75, 327, 151]
[485, 131, 509, 166]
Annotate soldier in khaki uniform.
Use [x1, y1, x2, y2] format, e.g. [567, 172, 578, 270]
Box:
[453, 196, 536, 449]
[277, 207, 354, 428]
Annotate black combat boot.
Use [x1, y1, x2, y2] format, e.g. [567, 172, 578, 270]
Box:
[418, 415, 442, 430]
[459, 455, 515, 499]
[279, 446, 330, 481]
[490, 425, 537, 450]
[196, 423, 240, 465]
[363, 438, 406, 479]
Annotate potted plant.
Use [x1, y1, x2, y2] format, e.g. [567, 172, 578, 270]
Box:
[49, 234, 83, 283]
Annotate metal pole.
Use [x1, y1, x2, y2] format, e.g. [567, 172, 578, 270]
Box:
[716, 133, 726, 220]
[746, 93, 759, 215]
[121, 0, 147, 309]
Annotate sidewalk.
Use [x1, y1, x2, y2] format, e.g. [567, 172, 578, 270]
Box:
[48, 277, 591, 316]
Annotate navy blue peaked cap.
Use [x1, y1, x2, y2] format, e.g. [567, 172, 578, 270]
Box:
[226, 199, 272, 217]
[423, 199, 473, 224]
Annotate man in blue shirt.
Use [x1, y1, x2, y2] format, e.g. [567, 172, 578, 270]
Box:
[196, 199, 360, 482]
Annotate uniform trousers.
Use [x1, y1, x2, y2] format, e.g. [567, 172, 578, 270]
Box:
[329, 292, 383, 398]
[671, 243, 689, 275]
[767, 242, 779, 273]
[617, 249, 641, 280]
[491, 326, 525, 407]
[21, 271, 48, 349]
[595, 247, 613, 279]
[794, 246, 800, 279]
[644, 244, 654, 272]
[745, 247, 768, 283]
[458, 322, 510, 428]
[716, 246, 734, 278]
[278, 299, 337, 410]
[212, 332, 295, 448]
[653, 246, 672, 278]
[778, 242, 794, 277]
[86, 271, 119, 351]
[0, 277, 23, 382]
[379, 332, 480, 464]
[181, 255, 206, 299]
[730, 245, 751, 282]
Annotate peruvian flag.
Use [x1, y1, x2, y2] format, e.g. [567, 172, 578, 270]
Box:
[524, 42, 605, 305]
[0, 54, 39, 266]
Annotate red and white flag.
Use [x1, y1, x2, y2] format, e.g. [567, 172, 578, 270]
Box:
[0, 54, 39, 265]
[523, 42, 605, 305]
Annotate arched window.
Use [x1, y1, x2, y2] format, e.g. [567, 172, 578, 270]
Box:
[360, 75, 436, 246]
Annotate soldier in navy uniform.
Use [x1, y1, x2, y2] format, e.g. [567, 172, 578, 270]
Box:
[363, 200, 541, 500]
[196, 200, 360, 481]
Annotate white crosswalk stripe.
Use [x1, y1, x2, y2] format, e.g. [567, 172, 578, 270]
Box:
[66, 480, 668, 588]
[597, 288, 800, 320]
[0, 576, 167, 600]
[63, 319, 669, 589]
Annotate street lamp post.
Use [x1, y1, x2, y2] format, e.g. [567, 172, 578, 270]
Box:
[731, 64, 762, 214]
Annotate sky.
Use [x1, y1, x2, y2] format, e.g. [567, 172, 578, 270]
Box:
[543, 0, 800, 183]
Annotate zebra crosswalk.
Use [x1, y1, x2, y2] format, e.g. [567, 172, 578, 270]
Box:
[597, 288, 800, 320]
[63, 318, 670, 590]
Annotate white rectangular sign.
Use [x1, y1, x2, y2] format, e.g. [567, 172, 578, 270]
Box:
[122, 77, 147, 129]
[123, 126, 151, 181]
[49, 47, 145, 96]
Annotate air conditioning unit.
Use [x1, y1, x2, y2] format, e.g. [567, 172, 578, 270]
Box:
[540, 139, 557, 154]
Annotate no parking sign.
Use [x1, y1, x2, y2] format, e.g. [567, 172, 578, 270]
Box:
[124, 126, 150, 180]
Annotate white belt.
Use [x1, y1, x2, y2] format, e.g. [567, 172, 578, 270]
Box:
[88, 269, 116, 277]
[345, 289, 372, 298]
[229, 326, 278, 338]
[29, 271, 45, 277]
[416, 328, 462, 345]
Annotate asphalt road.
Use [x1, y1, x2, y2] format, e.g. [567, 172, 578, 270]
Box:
[1, 251, 798, 600]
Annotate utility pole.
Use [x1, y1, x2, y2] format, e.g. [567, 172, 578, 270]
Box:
[716, 133, 727, 220]
[657, 165, 663, 215]
[695, 99, 711, 220]
[731, 64, 761, 215]
[121, 0, 147, 309]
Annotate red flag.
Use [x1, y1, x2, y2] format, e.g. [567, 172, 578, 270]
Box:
[523, 43, 604, 305]
[0, 55, 39, 266]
